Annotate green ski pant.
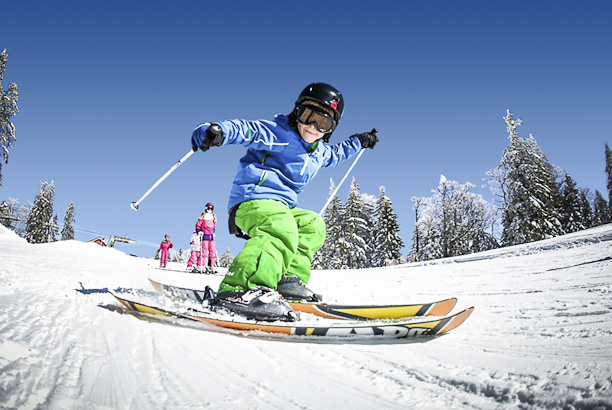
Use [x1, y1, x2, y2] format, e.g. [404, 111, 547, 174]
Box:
[218, 200, 326, 294]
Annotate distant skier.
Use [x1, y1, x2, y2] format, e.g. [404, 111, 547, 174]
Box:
[195, 203, 217, 273]
[191, 82, 378, 321]
[186, 231, 202, 272]
[158, 234, 173, 268]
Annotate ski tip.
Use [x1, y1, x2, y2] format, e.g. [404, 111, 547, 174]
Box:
[437, 306, 474, 335]
[427, 297, 458, 317]
[148, 278, 164, 295]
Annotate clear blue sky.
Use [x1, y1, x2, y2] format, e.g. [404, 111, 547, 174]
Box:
[2, 0, 611, 258]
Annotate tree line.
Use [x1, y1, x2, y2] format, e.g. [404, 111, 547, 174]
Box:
[0, 182, 76, 243]
[313, 180, 404, 269]
[312, 110, 611, 267]
[409, 110, 612, 262]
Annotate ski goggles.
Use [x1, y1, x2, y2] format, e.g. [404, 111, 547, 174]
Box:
[295, 105, 337, 133]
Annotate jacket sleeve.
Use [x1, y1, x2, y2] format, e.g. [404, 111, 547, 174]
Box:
[217, 119, 290, 152]
[320, 136, 362, 168]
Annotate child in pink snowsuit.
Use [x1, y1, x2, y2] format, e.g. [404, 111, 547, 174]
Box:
[187, 231, 202, 271]
[158, 234, 173, 268]
[195, 203, 217, 272]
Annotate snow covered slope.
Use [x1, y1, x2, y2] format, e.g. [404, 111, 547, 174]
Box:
[1, 224, 611, 409]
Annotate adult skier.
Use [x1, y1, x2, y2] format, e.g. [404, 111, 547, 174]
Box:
[195, 202, 217, 273]
[191, 83, 379, 321]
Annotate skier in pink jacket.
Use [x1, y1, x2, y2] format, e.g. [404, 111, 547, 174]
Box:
[158, 234, 173, 268]
[195, 203, 217, 273]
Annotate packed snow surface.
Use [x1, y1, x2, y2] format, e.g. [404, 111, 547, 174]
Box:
[1, 224, 612, 409]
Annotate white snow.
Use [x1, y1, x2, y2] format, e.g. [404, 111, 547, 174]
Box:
[1, 223, 611, 409]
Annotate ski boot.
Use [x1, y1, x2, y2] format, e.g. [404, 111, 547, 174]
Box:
[200, 286, 217, 309]
[277, 277, 322, 302]
[213, 287, 299, 322]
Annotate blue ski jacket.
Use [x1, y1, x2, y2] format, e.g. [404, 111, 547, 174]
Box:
[195, 114, 362, 211]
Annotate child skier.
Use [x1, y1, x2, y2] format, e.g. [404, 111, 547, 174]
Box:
[191, 82, 378, 321]
[158, 234, 173, 268]
[186, 231, 202, 272]
[195, 202, 217, 273]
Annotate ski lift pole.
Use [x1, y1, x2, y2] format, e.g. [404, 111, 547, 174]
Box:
[319, 148, 366, 216]
[130, 149, 196, 211]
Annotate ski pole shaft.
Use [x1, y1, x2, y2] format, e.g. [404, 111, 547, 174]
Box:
[130, 149, 196, 211]
[319, 148, 365, 216]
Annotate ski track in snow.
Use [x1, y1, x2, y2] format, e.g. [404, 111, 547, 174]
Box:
[1, 224, 612, 409]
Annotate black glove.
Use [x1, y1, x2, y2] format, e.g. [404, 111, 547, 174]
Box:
[352, 128, 379, 149]
[191, 124, 225, 152]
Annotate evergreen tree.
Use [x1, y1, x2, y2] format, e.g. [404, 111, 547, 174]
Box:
[313, 179, 346, 269]
[592, 190, 611, 226]
[579, 188, 594, 229]
[606, 143, 612, 220]
[487, 110, 563, 246]
[0, 200, 13, 229]
[218, 247, 234, 268]
[361, 192, 377, 265]
[61, 202, 75, 240]
[559, 173, 586, 233]
[25, 181, 56, 243]
[50, 215, 59, 242]
[373, 186, 404, 266]
[342, 179, 371, 269]
[1, 49, 19, 181]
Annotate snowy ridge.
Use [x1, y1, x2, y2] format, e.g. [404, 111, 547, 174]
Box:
[1, 224, 612, 409]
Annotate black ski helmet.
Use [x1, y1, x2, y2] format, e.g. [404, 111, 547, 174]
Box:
[295, 83, 344, 123]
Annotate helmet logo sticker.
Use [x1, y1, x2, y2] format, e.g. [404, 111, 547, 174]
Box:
[331, 101, 338, 109]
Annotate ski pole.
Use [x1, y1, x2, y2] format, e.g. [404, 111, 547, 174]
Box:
[319, 148, 365, 216]
[130, 149, 196, 211]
